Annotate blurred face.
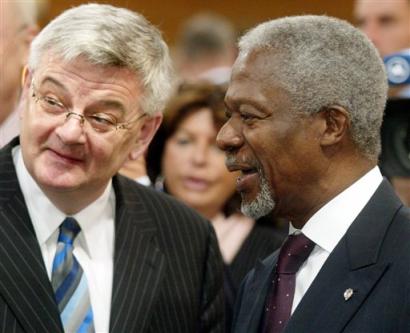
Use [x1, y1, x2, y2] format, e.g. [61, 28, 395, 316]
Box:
[20, 55, 156, 206]
[162, 108, 238, 219]
[0, 2, 32, 122]
[354, 0, 410, 57]
[216, 50, 325, 221]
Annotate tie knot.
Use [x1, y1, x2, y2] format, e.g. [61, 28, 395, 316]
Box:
[58, 217, 81, 245]
[276, 233, 315, 274]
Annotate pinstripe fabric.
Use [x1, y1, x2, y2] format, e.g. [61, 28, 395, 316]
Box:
[0, 138, 63, 333]
[0, 138, 224, 333]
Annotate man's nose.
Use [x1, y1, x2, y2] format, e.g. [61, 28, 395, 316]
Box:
[55, 112, 87, 144]
[216, 120, 243, 152]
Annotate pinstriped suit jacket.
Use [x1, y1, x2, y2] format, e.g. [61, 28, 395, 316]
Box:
[0, 138, 224, 333]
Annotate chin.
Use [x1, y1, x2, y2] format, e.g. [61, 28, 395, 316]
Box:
[240, 179, 275, 219]
[35, 170, 83, 192]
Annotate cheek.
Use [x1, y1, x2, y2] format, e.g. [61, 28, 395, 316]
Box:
[217, 171, 237, 198]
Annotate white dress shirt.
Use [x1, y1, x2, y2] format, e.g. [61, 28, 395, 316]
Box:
[289, 167, 383, 313]
[13, 146, 115, 333]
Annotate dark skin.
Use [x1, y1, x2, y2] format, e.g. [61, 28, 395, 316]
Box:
[216, 49, 375, 229]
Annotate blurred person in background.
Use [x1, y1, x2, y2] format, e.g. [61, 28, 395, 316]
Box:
[174, 13, 237, 84]
[353, 0, 410, 58]
[353, 0, 410, 98]
[354, 0, 410, 205]
[146, 82, 284, 331]
[119, 154, 152, 185]
[0, 0, 43, 147]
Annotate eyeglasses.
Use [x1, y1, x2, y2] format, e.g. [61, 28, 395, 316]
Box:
[31, 83, 146, 134]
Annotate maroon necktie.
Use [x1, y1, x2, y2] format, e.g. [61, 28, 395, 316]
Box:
[263, 233, 315, 333]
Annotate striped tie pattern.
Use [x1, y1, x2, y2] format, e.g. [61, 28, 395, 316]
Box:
[51, 217, 95, 333]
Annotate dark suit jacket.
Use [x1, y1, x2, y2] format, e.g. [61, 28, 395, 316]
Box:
[233, 179, 410, 333]
[0, 138, 224, 333]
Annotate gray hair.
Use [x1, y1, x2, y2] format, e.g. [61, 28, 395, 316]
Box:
[28, 3, 174, 115]
[239, 15, 388, 160]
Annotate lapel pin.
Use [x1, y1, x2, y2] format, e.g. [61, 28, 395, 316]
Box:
[343, 288, 354, 301]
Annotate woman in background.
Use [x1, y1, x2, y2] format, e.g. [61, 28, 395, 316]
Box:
[146, 83, 284, 330]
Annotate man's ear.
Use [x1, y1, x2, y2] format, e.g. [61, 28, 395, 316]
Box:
[21, 65, 31, 89]
[128, 112, 163, 160]
[18, 66, 32, 120]
[319, 105, 350, 147]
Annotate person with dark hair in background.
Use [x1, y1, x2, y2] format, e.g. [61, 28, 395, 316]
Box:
[146, 82, 284, 331]
[217, 15, 410, 333]
[0, 4, 224, 332]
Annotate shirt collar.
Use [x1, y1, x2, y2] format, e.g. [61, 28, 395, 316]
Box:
[289, 167, 383, 253]
[12, 145, 115, 259]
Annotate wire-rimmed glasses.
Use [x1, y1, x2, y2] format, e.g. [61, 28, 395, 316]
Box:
[31, 83, 146, 134]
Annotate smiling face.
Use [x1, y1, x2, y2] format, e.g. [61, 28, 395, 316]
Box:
[162, 107, 238, 219]
[216, 50, 327, 222]
[20, 54, 159, 212]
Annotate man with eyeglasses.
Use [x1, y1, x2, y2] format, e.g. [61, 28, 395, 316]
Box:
[0, 4, 224, 333]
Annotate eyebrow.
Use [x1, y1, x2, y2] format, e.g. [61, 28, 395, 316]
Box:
[37, 76, 127, 114]
[38, 76, 68, 92]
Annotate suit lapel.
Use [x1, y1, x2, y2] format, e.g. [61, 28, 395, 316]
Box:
[237, 252, 278, 332]
[0, 139, 63, 332]
[109, 177, 165, 333]
[285, 180, 401, 333]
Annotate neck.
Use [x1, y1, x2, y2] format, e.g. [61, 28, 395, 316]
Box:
[41, 184, 108, 215]
[195, 206, 222, 221]
[289, 155, 376, 229]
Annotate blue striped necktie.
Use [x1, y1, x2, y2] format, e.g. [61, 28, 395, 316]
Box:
[51, 217, 95, 333]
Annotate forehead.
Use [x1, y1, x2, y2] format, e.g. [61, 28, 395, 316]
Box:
[179, 107, 216, 129]
[226, 49, 289, 107]
[33, 54, 142, 101]
[354, 0, 409, 18]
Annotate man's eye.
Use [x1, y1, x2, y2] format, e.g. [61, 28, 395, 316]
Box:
[45, 97, 58, 105]
[40, 96, 65, 112]
[240, 113, 255, 122]
[88, 114, 116, 126]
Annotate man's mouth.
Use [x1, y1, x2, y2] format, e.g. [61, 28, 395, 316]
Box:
[236, 168, 258, 192]
[47, 148, 85, 164]
[226, 162, 259, 192]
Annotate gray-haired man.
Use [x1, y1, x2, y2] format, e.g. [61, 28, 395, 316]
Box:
[217, 15, 410, 333]
[0, 4, 224, 333]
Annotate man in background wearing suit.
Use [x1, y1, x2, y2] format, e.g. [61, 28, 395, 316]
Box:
[217, 15, 410, 333]
[0, 4, 224, 333]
